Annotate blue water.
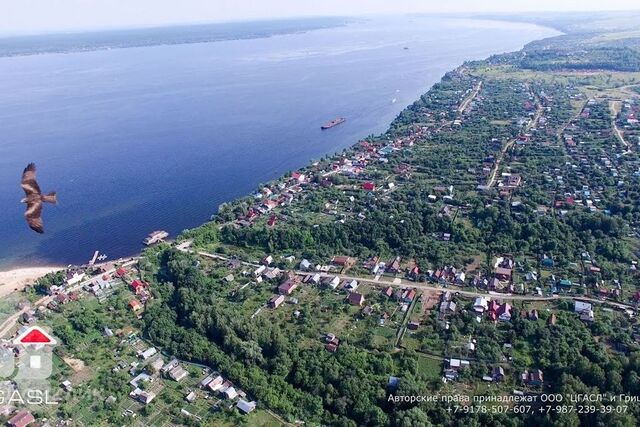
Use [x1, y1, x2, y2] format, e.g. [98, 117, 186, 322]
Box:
[0, 16, 559, 268]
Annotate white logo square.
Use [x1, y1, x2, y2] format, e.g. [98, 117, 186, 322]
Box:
[30, 355, 42, 369]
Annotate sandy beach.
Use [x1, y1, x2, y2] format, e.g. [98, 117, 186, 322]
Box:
[0, 266, 62, 298]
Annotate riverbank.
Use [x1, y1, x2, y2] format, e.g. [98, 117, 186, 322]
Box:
[0, 16, 559, 267]
[0, 266, 62, 298]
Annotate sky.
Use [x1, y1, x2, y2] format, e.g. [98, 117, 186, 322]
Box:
[2, 0, 640, 35]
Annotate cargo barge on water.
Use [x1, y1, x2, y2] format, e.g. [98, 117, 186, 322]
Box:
[321, 117, 346, 130]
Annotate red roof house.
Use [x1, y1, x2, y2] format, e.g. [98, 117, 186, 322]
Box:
[291, 171, 306, 182]
[278, 280, 298, 295]
[403, 289, 417, 303]
[130, 280, 148, 295]
[8, 410, 35, 427]
[129, 299, 143, 312]
[362, 182, 376, 191]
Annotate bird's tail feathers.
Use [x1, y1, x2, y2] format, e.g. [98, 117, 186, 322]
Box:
[42, 192, 57, 204]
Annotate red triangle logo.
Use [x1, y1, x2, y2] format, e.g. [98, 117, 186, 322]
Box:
[14, 326, 57, 345]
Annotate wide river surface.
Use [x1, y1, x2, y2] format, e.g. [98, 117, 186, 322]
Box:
[0, 16, 559, 268]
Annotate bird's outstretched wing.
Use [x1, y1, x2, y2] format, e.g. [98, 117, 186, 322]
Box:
[24, 199, 44, 233]
[21, 163, 41, 196]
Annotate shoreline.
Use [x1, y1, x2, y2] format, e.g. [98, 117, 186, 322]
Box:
[0, 266, 64, 298]
[0, 18, 560, 285]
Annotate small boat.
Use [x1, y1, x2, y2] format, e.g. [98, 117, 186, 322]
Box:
[321, 117, 346, 130]
[391, 98, 397, 104]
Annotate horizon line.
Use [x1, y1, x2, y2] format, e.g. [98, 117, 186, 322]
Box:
[2, 9, 639, 38]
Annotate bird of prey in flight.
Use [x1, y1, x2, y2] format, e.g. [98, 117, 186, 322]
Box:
[20, 163, 57, 234]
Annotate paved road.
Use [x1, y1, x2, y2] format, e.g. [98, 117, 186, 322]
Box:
[487, 87, 543, 187]
[193, 249, 637, 311]
[458, 81, 483, 114]
[609, 100, 632, 151]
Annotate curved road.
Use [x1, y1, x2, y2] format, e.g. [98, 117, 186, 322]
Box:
[194, 249, 637, 312]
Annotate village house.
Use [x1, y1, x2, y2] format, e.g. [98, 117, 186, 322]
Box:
[269, 295, 285, 309]
[87, 275, 111, 293]
[326, 334, 340, 352]
[56, 293, 69, 305]
[473, 297, 489, 313]
[138, 347, 157, 360]
[149, 356, 165, 373]
[324, 276, 341, 290]
[494, 266, 512, 281]
[291, 171, 306, 183]
[278, 279, 298, 295]
[300, 259, 311, 270]
[408, 265, 421, 279]
[65, 270, 86, 286]
[237, 399, 257, 414]
[253, 265, 266, 278]
[223, 387, 238, 400]
[207, 375, 225, 392]
[347, 292, 365, 306]
[343, 279, 359, 291]
[332, 256, 356, 268]
[137, 390, 156, 405]
[129, 299, 143, 312]
[199, 374, 215, 388]
[386, 257, 401, 274]
[402, 289, 417, 303]
[362, 181, 376, 191]
[21, 311, 36, 324]
[130, 372, 151, 388]
[575, 301, 594, 322]
[506, 174, 522, 188]
[492, 366, 505, 382]
[444, 358, 470, 380]
[364, 256, 379, 270]
[161, 358, 180, 374]
[169, 365, 188, 382]
[496, 303, 512, 321]
[439, 300, 456, 316]
[263, 267, 281, 280]
[7, 410, 35, 427]
[521, 369, 544, 387]
[130, 279, 149, 295]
